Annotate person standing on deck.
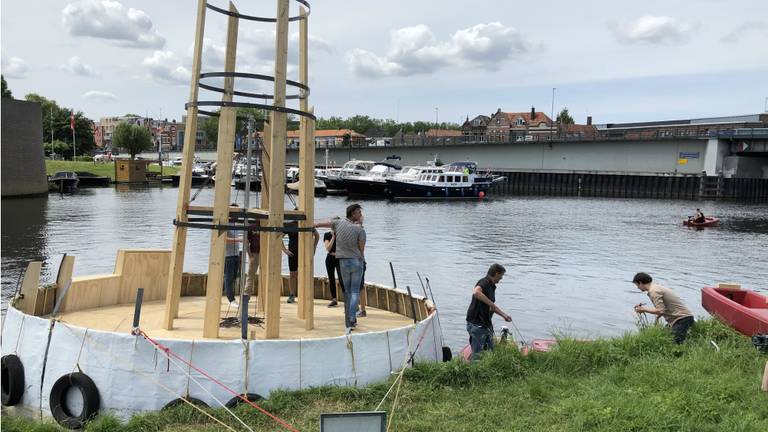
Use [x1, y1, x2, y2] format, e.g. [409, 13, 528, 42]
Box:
[223, 203, 242, 308]
[245, 220, 260, 299]
[465, 263, 512, 360]
[632, 272, 695, 344]
[315, 203, 366, 333]
[323, 221, 344, 307]
[282, 220, 319, 304]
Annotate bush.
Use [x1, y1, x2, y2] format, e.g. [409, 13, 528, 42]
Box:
[75, 155, 93, 162]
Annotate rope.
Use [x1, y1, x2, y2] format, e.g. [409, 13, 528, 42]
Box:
[138, 329, 301, 432]
[74, 328, 88, 373]
[13, 315, 26, 354]
[56, 322, 238, 432]
[385, 371, 405, 432]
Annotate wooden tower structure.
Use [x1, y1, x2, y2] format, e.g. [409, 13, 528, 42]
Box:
[162, 0, 316, 339]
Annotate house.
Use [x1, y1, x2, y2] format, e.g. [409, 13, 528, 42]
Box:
[461, 115, 491, 141]
[286, 129, 367, 148]
[487, 107, 555, 142]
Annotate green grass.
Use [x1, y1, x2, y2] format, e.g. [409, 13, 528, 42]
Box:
[45, 161, 178, 180]
[4, 319, 767, 431]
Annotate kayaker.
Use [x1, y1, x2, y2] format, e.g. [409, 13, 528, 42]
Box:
[691, 208, 706, 223]
[465, 263, 513, 360]
[632, 272, 695, 343]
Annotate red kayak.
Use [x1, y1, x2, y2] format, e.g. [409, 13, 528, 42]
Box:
[701, 287, 768, 336]
[683, 217, 719, 227]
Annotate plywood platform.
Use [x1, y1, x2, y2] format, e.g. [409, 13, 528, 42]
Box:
[56, 296, 414, 340]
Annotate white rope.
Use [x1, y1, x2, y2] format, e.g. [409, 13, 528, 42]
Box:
[13, 314, 26, 354]
[56, 322, 238, 432]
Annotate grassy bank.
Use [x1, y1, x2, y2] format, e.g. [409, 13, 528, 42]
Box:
[45, 161, 178, 181]
[4, 319, 767, 431]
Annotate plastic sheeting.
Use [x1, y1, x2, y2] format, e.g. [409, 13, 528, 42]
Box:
[1, 306, 441, 420]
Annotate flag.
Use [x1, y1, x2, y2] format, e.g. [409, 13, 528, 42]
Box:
[70, 111, 75, 130]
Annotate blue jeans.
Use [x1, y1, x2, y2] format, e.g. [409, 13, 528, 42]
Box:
[466, 322, 494, 361]
[339, 258, 364, 328]
[223, 255, 240, 302]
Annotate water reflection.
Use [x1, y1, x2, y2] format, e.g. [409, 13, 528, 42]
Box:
[1, 188, 767, 349]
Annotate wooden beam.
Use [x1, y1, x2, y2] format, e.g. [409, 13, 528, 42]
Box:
[187, 205, 305, 220]
[257, 118, 272, 314]
[16, 262, 42, 315]
[203, 1, 239, 339]
[297, 7, 315, 327]
[265, 0, 290, 339]
[163, 0, 207, 330]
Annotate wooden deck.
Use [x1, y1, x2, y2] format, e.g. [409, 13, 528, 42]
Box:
[56, 296, 414, 340]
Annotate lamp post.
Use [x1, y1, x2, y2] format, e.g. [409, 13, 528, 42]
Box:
[551, 87, 556, 139]
[435, 107, 439, 128]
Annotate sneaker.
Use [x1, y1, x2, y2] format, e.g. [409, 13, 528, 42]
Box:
[356, 310, 367, 318]
[229, 300, 239, 309]
[327, 299, 338, 307]
[345, 327, 354, 335]
[287, 295, 296, 304]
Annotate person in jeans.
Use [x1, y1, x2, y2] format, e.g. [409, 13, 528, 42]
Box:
[315, 204, 366, 333]
[632, 272, 695, 344]
[245, 220, 260, 299]
[223, 203, 242, 308]
[465, 263, 512, 360]
[282, 220, 319, 304]
[323, 225, 344, 307]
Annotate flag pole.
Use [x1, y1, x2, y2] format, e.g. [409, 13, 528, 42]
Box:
[71, 110, 77, 160]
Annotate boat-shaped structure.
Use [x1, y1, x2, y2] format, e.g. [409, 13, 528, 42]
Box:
[49, 171, 79, 193]
[683, 217, 720, 227]
[701, 286, 768, 336]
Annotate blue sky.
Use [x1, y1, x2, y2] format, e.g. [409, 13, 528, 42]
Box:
[2, 0, 766, 125]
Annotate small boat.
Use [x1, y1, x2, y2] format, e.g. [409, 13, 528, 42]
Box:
[74, 171, 110, 187]
[342, 160, 402, 197]
[701, 286, 768, 336]
[683, 217, 720, 227]
[385, 161, 504, 200]
[286, 179, 327, 196]
[316, 168, 344, 192]
[460, 338, 558, 362]
[49, 171, 79, 193]
[171, 172, 210, 187]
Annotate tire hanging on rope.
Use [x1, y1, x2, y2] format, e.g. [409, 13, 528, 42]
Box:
[49, 372, 100, 429]
[1, 354, 25, 406]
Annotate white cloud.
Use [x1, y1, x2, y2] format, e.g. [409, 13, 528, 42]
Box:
[345, 22, 535, 78]
[62, 0, 165, 48]
[720, 20, 768, 43]
[82, 90, 117, 101]
[62, 56, 98, 76]
[1, 56, 29, 78]
[142, 51, 190, 85]
[613, 16, 694, 45]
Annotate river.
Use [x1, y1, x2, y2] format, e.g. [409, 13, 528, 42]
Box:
[2, 186, 767, 349]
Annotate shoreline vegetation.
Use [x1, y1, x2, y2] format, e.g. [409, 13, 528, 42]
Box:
[3, 319, 767, 431]
[44, 161, 179, 181]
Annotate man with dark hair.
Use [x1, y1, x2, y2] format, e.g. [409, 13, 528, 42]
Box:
[315, 203, 366, 333]
[632, 272, 695, 343]
[465, 263, 513, 360]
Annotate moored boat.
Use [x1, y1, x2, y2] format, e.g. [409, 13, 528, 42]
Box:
[683, 217, 720, 227]
[342, 160, 402, 197]
[385, 161, 504, 200]
[701, 286, 768, 336]
[49, 171, 79, 193]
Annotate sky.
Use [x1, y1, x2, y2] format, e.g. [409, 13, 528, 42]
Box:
[2, 0, 767, 125]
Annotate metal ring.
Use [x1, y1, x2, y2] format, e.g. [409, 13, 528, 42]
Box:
[198, 72, 309, 101]
[206, 0, 310, 23]
[187, 101, 316, 120]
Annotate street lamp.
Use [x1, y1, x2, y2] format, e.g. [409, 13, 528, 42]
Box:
[435, 107, 439, 128]
[550, 87, 557, 139]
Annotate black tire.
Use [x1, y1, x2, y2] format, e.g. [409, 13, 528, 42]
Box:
[50, 372, 100, 429]
[442, 346, 453, 362]
[1, 354, 25, 406]
[224, 393, 263, 408]
[162, 397, 208, 410]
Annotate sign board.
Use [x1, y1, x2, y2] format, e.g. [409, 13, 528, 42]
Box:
[677, 159, 688, 165]
[320, 411, 386, 432]
[679, 152, 700, 159]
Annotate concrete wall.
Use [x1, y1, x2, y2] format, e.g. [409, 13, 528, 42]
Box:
[290, 139, 709, 175]
[1, 98, 48, 197]
[722, 156, 768, 178]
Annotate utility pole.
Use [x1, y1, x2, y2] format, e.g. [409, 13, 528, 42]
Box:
[71, 109, 76, 160]
[550, 87, 556, 139]
[50, 107, 54, 158]
[435, 107, 439, 128]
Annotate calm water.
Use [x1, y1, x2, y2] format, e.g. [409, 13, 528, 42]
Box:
[2, 186, 767, 349]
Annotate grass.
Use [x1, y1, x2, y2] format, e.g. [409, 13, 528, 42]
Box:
[44, 161, 178, 181]
[4, 319, 767, 431]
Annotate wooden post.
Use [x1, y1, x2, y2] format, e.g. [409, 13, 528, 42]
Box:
[264, 0, 289, 339]
[163, 0, 207, 330]
[202, 2, 239, 339]
[257, 118, 272, 314]
[762, 360, 768, 392]
[297, 7, 315, 328]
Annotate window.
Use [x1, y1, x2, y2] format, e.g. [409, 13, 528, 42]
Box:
[516, 118, 525, 126]
[438, 176, 445, 182]
[462, 176, 468, 182]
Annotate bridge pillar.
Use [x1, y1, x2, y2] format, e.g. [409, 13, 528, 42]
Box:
[702, 138, 723, 176]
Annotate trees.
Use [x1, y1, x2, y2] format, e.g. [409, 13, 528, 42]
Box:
[113, 123, 152, 159]
[24, 93, 95, 157]
[1, 75, 12, 98]
[199, 107, 267, 146]
[557, 107, 574, 125]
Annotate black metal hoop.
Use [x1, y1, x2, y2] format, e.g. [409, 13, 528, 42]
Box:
[206, 0, 311, 23]
[188, 100, 316, 120]
[198, 72, 308, 101]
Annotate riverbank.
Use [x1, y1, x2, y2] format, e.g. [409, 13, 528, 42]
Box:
[44, 161, 178, 181]
[4, 319, 767, 431]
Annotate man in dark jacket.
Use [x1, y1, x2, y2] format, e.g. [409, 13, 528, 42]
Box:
[466, 263, 513, 360]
